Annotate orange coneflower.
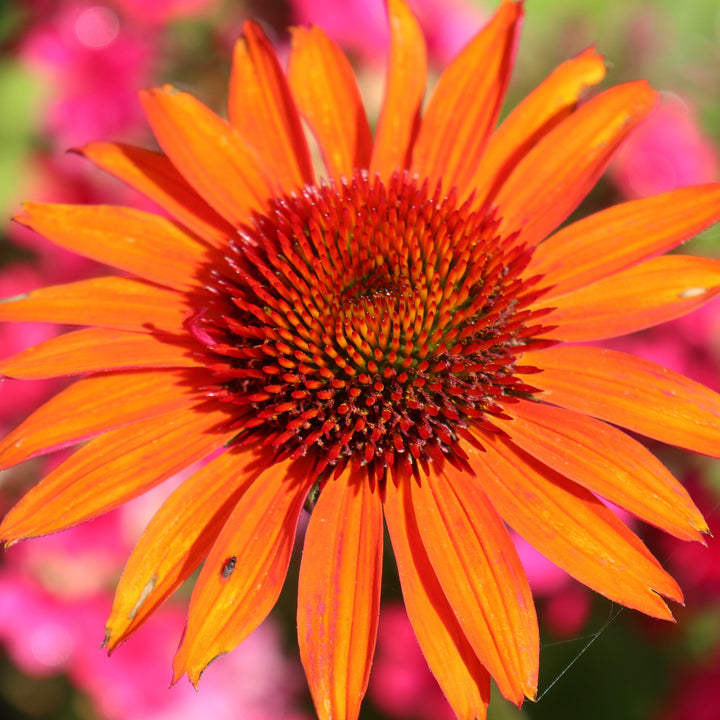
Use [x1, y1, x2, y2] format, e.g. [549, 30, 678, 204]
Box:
[2, 1, 720, 718]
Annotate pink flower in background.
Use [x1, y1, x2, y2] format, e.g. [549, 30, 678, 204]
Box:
[75, 604, 308, 720]
[610, 94, 719, 199]
[0, 570, 108, 677]
[19, 3, 156, 148]
[542, 584, 593, 639]
[290, 0, 485, 65]
[113, 0, 217, 26]
[0, 504, 308, 720]
[370, 603, 455, 720]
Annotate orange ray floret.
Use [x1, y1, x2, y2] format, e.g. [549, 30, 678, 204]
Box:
[411, 0, 522, 192]
[3, 2, 720, 720]
[299, 472, 383, 720]
[105, 445, 273, 649]
[74, 142, 236, 246]
[0, 327, 202, 379]
[370, 0, 427, 180]
[229, 21, 315, 192]
[287, 26, 372, 179]
[468, 46, 606, 206]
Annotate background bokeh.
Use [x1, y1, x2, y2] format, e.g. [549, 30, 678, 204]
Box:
[1, 1, 720, 719]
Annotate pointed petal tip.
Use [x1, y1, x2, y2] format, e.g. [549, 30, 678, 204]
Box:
[694, 518, 711, 542]
[140, 83, 179, 98]
[11, 209, 31, 227]
[100, 625, 118, 657]
[169, 667, 184, 688]
[171, 657, 211, 689]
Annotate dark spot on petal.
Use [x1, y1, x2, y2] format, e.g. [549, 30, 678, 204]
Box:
[221, 556, 236, 579]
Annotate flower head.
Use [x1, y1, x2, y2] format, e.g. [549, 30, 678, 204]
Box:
[3, 1, 720, 718]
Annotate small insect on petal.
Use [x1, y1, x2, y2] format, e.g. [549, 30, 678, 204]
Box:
[221, 556, 237, 579]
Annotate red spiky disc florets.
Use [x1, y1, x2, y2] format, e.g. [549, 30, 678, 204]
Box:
[193, 171, 550, 483]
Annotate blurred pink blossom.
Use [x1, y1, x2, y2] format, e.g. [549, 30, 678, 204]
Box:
[290, 0, 486, 65]
[113, 0, 217, 26]
[542, 583, 593, 639]
[0, 505, 309, 720]
[610, 94, 719, 199]
[513, 532, 570, 596]
[369, 602, 455, 720]
[19, 2, 156, 148]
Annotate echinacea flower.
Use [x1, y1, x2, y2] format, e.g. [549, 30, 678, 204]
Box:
[2, 1, 720, 718]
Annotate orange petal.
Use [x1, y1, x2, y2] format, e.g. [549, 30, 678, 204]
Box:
[536, 255, 720, 341]
[15, 203, 210, 292]
[528, 183, 720, 297]
[493, 81, 657, 248]
[287, 26, 372, 179]
[494, 399, 707, 540]
[469, 46, 606, 207]
[139, 86, 273, 227]
[172, 457, 313, 686]
[523, 345, 720, 458]
[0, 276, 188, 333]
[411, 466, 538, 704]
[0, 369, 202, 469]
[468, 434, 682, 618]
[0, 404, 235, 542]
[384, 480, 491, 720]
[411, 0, 522, 193]
[299, 473, 383, 720]
[229, 21, 314, 191]
[0, 328, 201, 379]
[74, 142, 235, 247]
[106, 445, 270, 649]
[369, 0, 427, 180]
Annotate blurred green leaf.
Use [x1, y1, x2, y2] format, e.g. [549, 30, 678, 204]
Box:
[0, 61, 44, 214]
